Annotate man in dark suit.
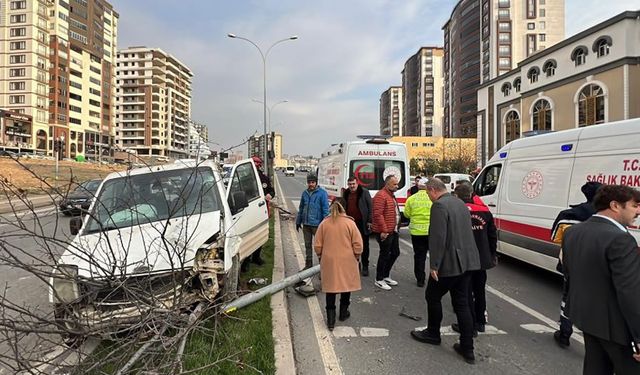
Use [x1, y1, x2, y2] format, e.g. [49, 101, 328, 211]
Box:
[410, 177, 481, 364]
[563, 184, 640, 375]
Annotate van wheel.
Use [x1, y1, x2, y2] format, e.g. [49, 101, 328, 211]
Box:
[222, 254, 240, 302]
[54, 304, 85, 347]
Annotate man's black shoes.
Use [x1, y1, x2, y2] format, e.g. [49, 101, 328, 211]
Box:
[410, 329, 441, 345]
[453, 343, 476, 364]
[553, 330, 570, 348]
[417, 280, 425, 287]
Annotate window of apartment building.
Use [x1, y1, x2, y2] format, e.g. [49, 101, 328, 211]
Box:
[10, 27, 26, 37]
[499, 45, 511, 56]
[513, 77, 521, 92]
[90, 66, 101, 74]
[526, 0, 536, 18]
[498, 0, 510, 7]
[37, 110, 46, 123]
[501, 82, 511, 96]
[10, 54, 25, 64]
[539, 0, 545, 4]
[539, 34, 546, 42]
[10, 14, 26, 23]
[36, 97, 46, 109]
[571, 46, 588, 66]
[89, 88, 101, 96]
[595, 37, 611, 57]
[10, 1, 27, 10]
[89, 99, 100, 107]
[69, 18, 87, 31]
[504, 110, 520, 143]
[69, 93, 82, 101]
[539, 9, 546, 17]
[527, 34, 537, 56]
[499, 33, 511, 43]
[9, 95, 25, 104]
[499, 58, 511, 68]
[9, 68, 25, 77]
[89, 110, 100, 117]
[527, 66, 540, 83]
[539, 21, 546, 30]
[89, 77, 100, 85]
[69, 31, 88, 45]
[69, 117, 81, 125]
[498, 22, 511, 32]
[578, 84, 605, 126]
[527, 23, 535, 30]
[70, 105, 82, 113]
[10, 41, 26, 50]
[532, 99, 552, 131]
[542, 59, 556, 77]
[69, 81, 82, 89]
[9, 81, 25, 91]
[498, 9, 510, 19]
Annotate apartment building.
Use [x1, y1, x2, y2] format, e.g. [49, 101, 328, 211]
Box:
[188, 121, 210, 160]
[115, 46, 193, 158]
[476, 10, 640, 164]
[402, 47, 444, 137]
[0, 0, 118, 158]
[379, 86, 403, 136]
[443, 0, 564, 138]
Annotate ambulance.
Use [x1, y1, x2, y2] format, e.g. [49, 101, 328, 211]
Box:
[473, 118, 640, 273]
[317, 136, 410, 210]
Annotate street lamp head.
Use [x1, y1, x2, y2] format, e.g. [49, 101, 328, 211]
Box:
[289, 36, 299, 40]
[227, 33, 237, 38]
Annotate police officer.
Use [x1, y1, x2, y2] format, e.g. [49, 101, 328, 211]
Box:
[241, 156, 275, 272]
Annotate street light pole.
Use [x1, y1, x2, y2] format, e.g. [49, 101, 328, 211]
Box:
[228, 33, 297, 179]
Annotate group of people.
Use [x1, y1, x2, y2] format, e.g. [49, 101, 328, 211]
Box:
[296, 170, 640, 372]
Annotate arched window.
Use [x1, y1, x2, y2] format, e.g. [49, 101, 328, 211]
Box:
[571, 45, 588, 66]
[532, 99, 552, 131]
[594, 37, 611, 57]
[504, 110, 520, 144]
[513, 77, 521, 92]
[36, 130, 47, 150]
[578, 84, 605, 126]
[501, 82, 512, 96]
[542, 59, 557, 77]
[70, 143, 76, 157]
[527, 67, 540, 83]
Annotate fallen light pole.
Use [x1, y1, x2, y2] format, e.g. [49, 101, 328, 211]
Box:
[222, 265, 320, 314]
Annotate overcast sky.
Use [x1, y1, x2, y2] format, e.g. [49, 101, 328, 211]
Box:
[110, 1, 638, 157]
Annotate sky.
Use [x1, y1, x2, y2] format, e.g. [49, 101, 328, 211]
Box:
[110, 0, 639, 157]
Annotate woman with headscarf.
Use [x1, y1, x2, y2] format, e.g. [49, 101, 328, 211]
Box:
[314, 197, 363, 330]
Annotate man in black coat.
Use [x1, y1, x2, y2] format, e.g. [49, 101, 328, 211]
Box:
[410, 178, 481, 365]
[342, 176, 372, 276]
[550, 181, 602, 347]
[563, 184, 640, 374]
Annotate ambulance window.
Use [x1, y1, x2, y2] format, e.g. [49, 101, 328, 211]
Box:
[474, 164, 502, 196]
[350, 160, 406, 190]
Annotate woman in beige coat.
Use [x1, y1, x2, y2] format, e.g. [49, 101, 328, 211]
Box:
[314, 197, 363, 330]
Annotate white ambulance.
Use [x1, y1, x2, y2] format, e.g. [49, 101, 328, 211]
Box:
[473, 118, 640, 273]
[317, 137, 410, 210]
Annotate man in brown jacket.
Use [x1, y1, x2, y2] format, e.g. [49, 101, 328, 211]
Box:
[371, 175, 401, 291]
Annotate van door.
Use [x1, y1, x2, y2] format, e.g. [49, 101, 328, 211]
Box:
[225, 159, 270, 262]
[473, 163, 503, 213]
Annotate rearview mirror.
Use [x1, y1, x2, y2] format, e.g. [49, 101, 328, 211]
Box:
[229, 191, 249, 215]
[70, 217, 83, 235]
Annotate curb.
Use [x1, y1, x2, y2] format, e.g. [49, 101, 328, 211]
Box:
[271, 176, 296, 374]
[0, 194, 55, 214]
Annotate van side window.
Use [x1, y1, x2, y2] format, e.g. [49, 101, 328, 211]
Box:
[230, 162, 260, 202]
[474, 164, 502, 196]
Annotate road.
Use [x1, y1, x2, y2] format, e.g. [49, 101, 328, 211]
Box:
[275, 172, 584, 374]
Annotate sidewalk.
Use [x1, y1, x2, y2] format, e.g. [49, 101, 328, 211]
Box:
[0, 194, 55, 214]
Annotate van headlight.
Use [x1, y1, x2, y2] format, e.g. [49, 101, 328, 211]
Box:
[52, 265, 79, 303]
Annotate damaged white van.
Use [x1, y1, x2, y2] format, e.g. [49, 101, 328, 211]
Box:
[50, 159, 269, 334]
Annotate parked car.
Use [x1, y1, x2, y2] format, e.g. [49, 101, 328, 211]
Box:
[50, 158, 269, 336]
[58, 179, 103, 216]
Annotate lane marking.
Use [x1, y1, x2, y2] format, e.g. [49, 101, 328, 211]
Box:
[485, 285, 584, 345]
[276, 176, 343, 375]
[521, 324, 556, 334]
[291, 200, 300, 210]
[332, 327, 357, 338]
[413, 325, 507, 336]
[359, 327, 389, 337]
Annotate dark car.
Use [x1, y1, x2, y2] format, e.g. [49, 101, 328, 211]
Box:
[59, 179, 102, 216]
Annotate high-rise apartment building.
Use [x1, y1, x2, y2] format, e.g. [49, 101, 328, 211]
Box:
[443, 0, 564, 138]
[0, 0, 118, 158]
[379, 86, 403, 136]
[402, 47, 444, 137]
[188, 121, 210, 160]
[115, 47, 193, 158]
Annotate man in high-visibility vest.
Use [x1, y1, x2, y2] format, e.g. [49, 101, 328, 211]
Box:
[403, 177, 432, 287]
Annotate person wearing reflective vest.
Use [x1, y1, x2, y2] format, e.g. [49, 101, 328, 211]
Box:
[403, 177, 432, 287]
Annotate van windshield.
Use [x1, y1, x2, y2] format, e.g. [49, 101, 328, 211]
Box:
[84, 167, 221, 234]
[349, 160, 406, 191]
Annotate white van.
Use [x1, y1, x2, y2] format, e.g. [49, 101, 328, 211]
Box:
[285, 166, 296, 177]
[433, 173, 472, 193]
[473, 118, 640, 273]
[317, 137, 410, 209]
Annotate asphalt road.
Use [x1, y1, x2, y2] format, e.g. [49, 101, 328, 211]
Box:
[275, 172, 584, 375]
[0, 203, 73, 372]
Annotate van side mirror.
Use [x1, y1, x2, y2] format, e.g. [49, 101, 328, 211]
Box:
[70, 217, 83, 235]
[229, 191, 249, 215]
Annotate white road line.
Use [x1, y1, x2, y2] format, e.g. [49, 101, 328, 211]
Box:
[276, 176, 343, 375]
[486, 285, 584, 345]
[359, 327, 390, 337]
[291, 200, 300, 209]
[413, 325, 507, 336]
[399, 237, 412, 255]
[521, 324, 556, 334]
[332, 327, 358, 338]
